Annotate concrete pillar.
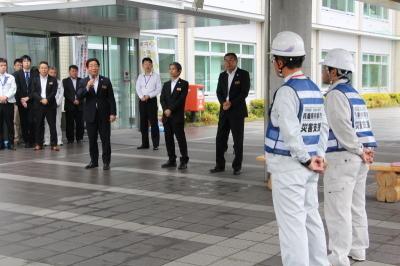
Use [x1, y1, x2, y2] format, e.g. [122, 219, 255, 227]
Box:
[0, 16, 7, 59]
[177, 16, 187, 80]
[394, 10, 400, 92]
[268, 0, 313, 100]
[185, 20, 195, 84]
[59, 36, 70, 79]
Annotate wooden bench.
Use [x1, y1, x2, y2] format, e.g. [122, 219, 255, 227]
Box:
[256, 155, 272, 190]
[257, 154, 400, 202]
[370, 163, 400, 203]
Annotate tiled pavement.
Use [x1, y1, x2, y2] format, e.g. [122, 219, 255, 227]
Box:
[0, 107, 399, 266]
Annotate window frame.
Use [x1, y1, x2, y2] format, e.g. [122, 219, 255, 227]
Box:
[322, 0, 355, 14]
[194, 39, 256, 96]
[361, 53, 389, 92]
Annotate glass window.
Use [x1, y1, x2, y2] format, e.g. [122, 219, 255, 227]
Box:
[241, 58, 254, 91]
[211, 42, 225, 53]
[210, 56, 224, 92]
[195, 40, 209, 52]
[242, 44, 255, 55]
[158, 37, 175, 50]
[322, 0, 355, 13]
[195, 39, 256, 94]
[159, 53, 175, 83]
[227, 43, 240, 54]
[364, 4, 389, 20]
[362, 53, 389, 91]
[195, 55, 210, 92]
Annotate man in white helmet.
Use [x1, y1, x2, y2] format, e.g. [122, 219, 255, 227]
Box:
[265, 31, 330, 266]
[322, 48, 376, 266]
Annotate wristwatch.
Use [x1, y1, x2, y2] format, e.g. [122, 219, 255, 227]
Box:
[301, 159, 312, 167]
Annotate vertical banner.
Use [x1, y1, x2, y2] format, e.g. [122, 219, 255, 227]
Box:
[139, 40, 159, 73]
[74, 36, 88, 78]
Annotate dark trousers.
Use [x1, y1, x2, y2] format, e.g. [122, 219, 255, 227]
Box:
[216, 115, 244, 170]
[86, 112, 111, 164]
[139, 98, 159, 147]
[0, 103, 14, 143]
[163, 119, 188, 163]
[35, 107, 57, 146]
[18, 105, 35, 145]
[66, 109, 84, 142]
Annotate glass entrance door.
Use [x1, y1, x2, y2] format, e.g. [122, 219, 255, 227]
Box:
[88, 36, 138, 129]
[6, 28, 51, 72]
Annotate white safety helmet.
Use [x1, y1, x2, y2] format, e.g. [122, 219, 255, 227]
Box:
[321, 48, 354, 72]
[271, 31, 306, 57]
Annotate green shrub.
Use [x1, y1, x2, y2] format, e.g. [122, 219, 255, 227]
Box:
[204, 102, 220, 116]
[249, 99, 265, 117]
[361, 93, 399, 108]
[389, 93, 400, 104]
[199, 112, 218, 125]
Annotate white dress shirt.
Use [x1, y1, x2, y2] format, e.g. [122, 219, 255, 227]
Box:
[71, 78, 77, 90]
[88, 75, 99, 93]
[135, 72, 162, 99]
[170, 78, 180, 94]
[0, 73, 16, 103]
[55, 79, 64, 106]
[269, 70, 329, 165]
[70, 78, 77, 99]
[40, 75, 48, 99]
[325, 80, 364, 155]
[226, 67, 238, 100]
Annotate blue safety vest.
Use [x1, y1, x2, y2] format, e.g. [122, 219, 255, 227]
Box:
[265, 78, 325, 157]
[326, 83, 377, 153]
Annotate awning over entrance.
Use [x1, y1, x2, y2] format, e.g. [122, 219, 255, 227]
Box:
[0, 0, 262, 38]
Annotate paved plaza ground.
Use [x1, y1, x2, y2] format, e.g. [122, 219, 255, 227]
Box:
[0, 107, 399, 266]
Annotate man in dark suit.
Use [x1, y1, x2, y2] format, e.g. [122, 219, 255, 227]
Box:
[160, 62, 189, 170]
[77, 58, 116, 170]
[12, 58, 22, 146]
[63, 65, 83, 144]
[14, 55, 37, 148]
[31, 61, 59, 151]
[210, 53, 250, 175]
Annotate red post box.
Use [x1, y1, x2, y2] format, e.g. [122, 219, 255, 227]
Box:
[185, 84, 205, 112]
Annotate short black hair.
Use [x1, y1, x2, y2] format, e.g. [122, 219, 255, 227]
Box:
[86, 58, 100, 68]
[39, 61, 49, 67]
[14, 58, 22, 65]
[169, 62, 182, 72]
[21, 55, 32, 62]
[0, 58, 8, 65]
[49, 66, 57, 71]
[224, 53, 238, 61]
[69, 65, 78, 71]
[274, 55, 305, 69]
[142, 57, 153, 64]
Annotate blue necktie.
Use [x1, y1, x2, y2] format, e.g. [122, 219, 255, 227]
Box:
[25, 72, 30, 84]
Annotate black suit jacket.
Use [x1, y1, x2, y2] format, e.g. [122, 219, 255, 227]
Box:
[63, 77, 82, 111]
[160, 78, 189, 124]
[216, 67, 250, 118]
[31, 76, 58, 110]
[77, 76, 117, 123]
[14, 69, 38, 107]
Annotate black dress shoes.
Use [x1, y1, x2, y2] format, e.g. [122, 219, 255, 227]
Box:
[103, 163, 110, 170]
[210, 167, 225, 173]
[137, 145, 150, 150]
[85, 162, 98, 169]
[233, 169, 241, 175]
[161, 161, 177, 168]
[178, 162, 187, 170]
[153, 146, 159, 150]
